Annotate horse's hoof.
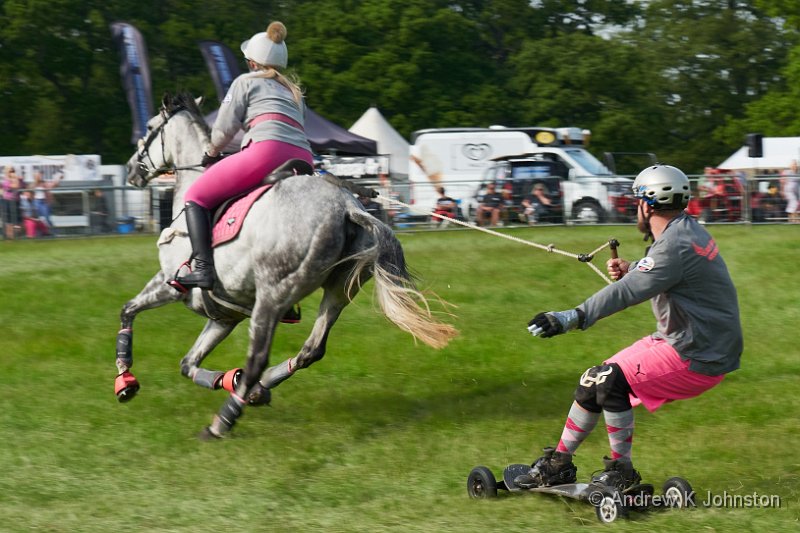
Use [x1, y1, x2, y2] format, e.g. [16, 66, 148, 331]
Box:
[247, 384, 272, 406]
[197, 426, 223, 441]
[115, 371, 140, 403]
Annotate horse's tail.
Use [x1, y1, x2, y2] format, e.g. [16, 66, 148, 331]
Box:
[345, 209, 458, 349]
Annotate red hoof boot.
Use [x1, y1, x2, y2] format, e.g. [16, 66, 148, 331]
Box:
[115, 371, 140, 402]
[221, 368, 242, 393]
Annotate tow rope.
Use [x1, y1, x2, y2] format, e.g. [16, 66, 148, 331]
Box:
[378, 197, 618, 285]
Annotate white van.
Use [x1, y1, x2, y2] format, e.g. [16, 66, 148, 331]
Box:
[408, 126, 633, 222]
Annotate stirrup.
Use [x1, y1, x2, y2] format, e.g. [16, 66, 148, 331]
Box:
[168, 260, 214, 292]
[168, 260, 192, 293]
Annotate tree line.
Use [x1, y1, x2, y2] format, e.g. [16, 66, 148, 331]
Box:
[1, 0, 799, 173]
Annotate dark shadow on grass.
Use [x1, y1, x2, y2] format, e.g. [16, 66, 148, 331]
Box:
[251, 372, 576, 438]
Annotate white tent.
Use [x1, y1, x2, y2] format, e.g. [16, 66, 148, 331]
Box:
[718, 137, 800, 171]
[349, 107, 410, 176]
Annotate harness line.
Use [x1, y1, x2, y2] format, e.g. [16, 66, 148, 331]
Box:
[378, 196, 614, 285]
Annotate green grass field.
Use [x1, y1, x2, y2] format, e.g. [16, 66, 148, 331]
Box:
[1, 225, 798, 532]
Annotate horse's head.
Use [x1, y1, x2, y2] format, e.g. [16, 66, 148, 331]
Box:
[126, 93, 206, 188]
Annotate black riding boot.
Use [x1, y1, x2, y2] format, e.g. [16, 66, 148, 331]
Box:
[174, 201, 215, 290]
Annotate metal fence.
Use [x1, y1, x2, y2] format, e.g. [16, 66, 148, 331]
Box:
[1, 174, 796, 240]
[1, 184, 173, 239]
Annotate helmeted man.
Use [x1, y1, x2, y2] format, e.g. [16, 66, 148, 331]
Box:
[515, 164, 743, 491]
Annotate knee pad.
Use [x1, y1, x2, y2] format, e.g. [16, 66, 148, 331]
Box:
[574, 363, 632, 412]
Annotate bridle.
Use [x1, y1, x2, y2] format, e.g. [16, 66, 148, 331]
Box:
[129, 103, 204, 187]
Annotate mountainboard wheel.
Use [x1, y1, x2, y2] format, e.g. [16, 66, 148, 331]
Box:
[594, 487, 625, 524]
[467, 466, 498, 499]
[662, 477, 695, 508]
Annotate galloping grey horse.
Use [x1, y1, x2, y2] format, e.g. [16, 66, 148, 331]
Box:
[115, 93, 458, 438]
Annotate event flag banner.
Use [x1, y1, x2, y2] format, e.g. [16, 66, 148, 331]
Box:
[0, 155, 101, 182]
[110, 22, 154, 144]
[198, 40, 243, 103]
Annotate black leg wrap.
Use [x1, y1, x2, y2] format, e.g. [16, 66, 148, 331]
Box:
[574, 363, 632, 412]
[116, 329, 133, 368]
[218, 395, 244, 430]
[192, 369, 225, 390]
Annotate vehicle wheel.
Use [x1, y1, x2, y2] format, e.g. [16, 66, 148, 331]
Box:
[662, 477, 695, 508]
[467, 466, 498, 499]
[594, 489, 625, 523]
[571, 201, 604, 224]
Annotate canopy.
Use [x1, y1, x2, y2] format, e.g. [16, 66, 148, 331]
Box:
[349, 107, 410, 176]
[205, 107, 378, 156]
[718, 137, 800, 171]
[305, 108, 377, 156]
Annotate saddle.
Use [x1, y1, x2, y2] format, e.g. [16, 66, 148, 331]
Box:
[211, 159, 315, 247]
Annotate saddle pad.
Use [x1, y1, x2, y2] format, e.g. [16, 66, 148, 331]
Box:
[212, 184, 272, 247]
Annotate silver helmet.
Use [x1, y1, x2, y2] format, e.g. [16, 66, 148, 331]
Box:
[632, 164, 691, 209]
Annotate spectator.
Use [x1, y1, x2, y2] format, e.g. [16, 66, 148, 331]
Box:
[476, 182, 504, 227]
[19, 190, 50, 238]
[2, 166, 24, 240]
[433, 186, 459, 227]
[764, 181, 786, 219]
[89, 189, 112, 234]
[780, 160, 799, 223]
[358, 193, 386, 223]
[521, 183, 554, 225]
[32, 171, 61, 232]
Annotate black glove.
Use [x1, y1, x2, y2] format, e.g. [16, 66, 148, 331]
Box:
[527, 309, 583, 338]
[201, 152, 224, 167]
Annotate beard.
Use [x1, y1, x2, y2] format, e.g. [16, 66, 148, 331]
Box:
[636, 202, 653, 241]
[637, 217, 648, 235]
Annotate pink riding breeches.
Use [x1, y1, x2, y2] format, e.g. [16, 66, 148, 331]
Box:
[184, 140, 314, 210]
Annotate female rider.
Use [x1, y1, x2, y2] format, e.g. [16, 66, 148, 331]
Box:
[174, 21, 313, 290]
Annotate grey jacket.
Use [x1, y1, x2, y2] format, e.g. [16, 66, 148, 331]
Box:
[211, 72, 311, 153]
[578, 214, 742, 376]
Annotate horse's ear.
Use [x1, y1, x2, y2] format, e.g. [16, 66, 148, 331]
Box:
[195, 96, 204, 108]
[161, 92, 172, 110]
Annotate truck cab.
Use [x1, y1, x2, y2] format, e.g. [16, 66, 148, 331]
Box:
[408, 126, 636, 223]
[482, 151, 636, 223]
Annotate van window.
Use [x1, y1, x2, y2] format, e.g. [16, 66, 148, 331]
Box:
[564, 148, 612, 175]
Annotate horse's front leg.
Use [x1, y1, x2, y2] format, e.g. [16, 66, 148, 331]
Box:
[202, 304, 281, 439]
[180, 318, 242, 391]
[115, 271, 182, 401]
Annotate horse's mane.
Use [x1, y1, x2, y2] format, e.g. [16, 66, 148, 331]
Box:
[166, 92, 211, 136]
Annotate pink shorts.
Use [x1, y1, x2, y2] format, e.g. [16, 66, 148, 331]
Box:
[605, 336, 725, 413]
[184, 140, 313, 209]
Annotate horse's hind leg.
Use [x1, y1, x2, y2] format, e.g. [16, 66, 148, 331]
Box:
[179, 318, 242, 391]
[115, 271, 182, 401]
[247, 286, 351, 406]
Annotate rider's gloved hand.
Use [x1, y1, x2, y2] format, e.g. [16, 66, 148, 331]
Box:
[202, 151, 224, 167]
[527, 309, 584, 338]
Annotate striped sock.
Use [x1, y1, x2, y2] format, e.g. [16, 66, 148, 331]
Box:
[556, 401, 601, 454]
[604, 409, 635, 460]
